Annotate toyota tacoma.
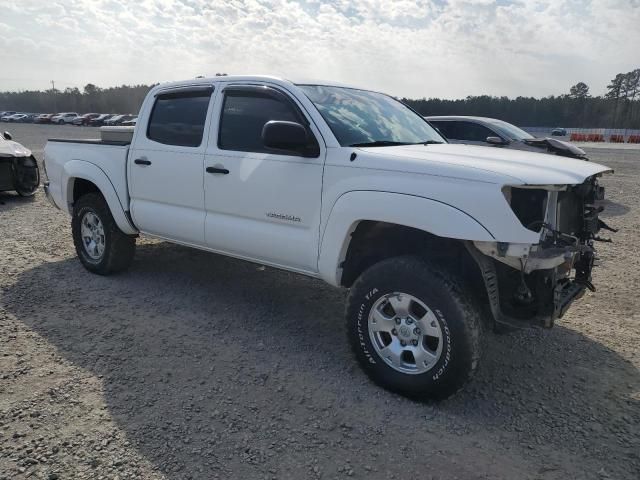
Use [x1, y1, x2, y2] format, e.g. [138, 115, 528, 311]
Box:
[43, 76, 613, 399]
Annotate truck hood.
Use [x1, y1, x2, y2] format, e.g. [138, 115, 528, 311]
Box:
[358, 144, 612, 185]
[0, 138, 31, 158]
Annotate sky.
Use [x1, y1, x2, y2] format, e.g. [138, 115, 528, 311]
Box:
[0, 0, 639, 99]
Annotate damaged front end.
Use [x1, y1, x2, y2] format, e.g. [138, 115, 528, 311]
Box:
[523, 137, 588, 160]
[468, 175, 614, 329]
[0, 135, 40, 196]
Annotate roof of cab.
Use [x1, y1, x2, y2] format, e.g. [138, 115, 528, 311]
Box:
[151, 75, 368, 93]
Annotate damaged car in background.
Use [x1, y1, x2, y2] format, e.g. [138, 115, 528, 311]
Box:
[0, 131, 39, 197]
[427, 116, 588, 160]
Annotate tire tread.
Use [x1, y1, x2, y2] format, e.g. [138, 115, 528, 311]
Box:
[346, 255, 481, 400]
[72, 192, 135, 275]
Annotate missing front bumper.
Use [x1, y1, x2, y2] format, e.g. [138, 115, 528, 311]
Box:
[466, 243, 588, 329]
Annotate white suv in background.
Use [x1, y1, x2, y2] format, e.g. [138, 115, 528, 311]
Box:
[51, 112, 79, 125]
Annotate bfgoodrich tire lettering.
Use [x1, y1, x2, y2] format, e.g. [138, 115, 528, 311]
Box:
[71, 192, 136, 275]
[346, 255, 481, 400]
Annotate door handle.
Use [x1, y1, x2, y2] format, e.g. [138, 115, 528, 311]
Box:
[206, 166, 229, 174]
[134, 158, 151, 166]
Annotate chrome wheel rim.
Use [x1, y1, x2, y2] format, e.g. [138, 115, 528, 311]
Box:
[368, 292, 443, 375]
[80, 211, 105, 260]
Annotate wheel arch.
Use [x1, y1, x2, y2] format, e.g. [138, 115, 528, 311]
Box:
[318, 191, 494, 287]
[63, 160, 137, 235]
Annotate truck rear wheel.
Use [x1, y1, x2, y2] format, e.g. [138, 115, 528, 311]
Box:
[72, 192, 135, 275]
[346, 255, 481, 400]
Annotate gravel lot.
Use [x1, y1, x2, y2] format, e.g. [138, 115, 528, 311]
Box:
[1, 124, 639, 480]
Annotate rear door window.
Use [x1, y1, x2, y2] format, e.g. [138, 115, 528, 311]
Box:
[147, 89, 213, 147]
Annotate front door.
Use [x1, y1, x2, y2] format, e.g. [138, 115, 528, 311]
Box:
[203, 84, 325, 273]
[129, 86, 214, 246]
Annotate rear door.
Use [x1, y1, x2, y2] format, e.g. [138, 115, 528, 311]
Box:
[202, 83, 325, 273]
[128, 85, 214, 246]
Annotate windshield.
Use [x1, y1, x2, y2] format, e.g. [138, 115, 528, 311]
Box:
[298, 85, 445, 147]
[486, 119, 534, 141]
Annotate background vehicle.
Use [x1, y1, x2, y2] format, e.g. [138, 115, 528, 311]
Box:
[43, 75, 612, 400]
[6, 113, 29, 123]
[104, 114, 134, 126]
[1, 112, 18, 122]
[34, 113, 55, 124]
[121, 116, 138, 126]
[88, 114, 114, 127]
[51, 112, 79, 125]
[0, 131, 40, 196]
[551, 127, 567, 136]
[72, 113, 101, 126]
[427, 116, 587, 159]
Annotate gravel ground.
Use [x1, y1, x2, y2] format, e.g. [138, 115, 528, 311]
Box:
[1, 124, 639, 480]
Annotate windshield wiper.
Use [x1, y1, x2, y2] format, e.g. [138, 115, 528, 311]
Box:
[349, 141, 412, 147]
[421, 140, 444, 145]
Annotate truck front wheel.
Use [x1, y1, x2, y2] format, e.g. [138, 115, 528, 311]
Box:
[72, 192, 135, 275]
[346, 255, 481, 400]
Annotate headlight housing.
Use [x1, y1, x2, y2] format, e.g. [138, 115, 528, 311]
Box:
[502, 186, 550, 232]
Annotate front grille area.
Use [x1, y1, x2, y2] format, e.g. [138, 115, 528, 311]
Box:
[556, 179, 604, 241]
[556, 190, 583, 236]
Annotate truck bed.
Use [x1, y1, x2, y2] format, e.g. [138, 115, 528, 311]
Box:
[44, 138, 130, 215]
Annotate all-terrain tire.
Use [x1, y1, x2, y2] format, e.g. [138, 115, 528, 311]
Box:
[346, 255, 481, 400]
[72, 192, 135, 275]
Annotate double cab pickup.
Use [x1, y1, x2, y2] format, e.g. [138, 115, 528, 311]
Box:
[43, 75, 613, 399]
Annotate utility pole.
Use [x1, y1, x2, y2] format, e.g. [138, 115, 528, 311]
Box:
[51, 80, 57, 113]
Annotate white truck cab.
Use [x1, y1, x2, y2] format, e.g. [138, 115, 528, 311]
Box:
[43, 75, 613, 399]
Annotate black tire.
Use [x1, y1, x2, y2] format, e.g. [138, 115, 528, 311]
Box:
[346, 255, 481, 401]
[72, 192, 136, 275]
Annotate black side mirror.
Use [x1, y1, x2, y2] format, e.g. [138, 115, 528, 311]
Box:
[262, 121, 308, 152]
[486, 136, 507, 145]
[3, 131, 12, 141]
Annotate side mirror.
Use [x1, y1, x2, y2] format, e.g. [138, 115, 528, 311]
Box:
[262, 121, 308, 151]
[3, 131, 12, 141]
[486, 136, 507, 145]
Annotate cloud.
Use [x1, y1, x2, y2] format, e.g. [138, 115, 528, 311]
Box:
[0, 0, 639, 98]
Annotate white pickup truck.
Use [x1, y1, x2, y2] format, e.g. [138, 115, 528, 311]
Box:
[43, 75, 613, 399]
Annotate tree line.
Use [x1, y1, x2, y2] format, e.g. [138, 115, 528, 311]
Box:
[1, 68, 639, 128]
[0, 83, 152, 115]
[405, 68, 640, 129]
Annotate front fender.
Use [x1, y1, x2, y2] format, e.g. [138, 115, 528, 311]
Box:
[62, 160, 137, 235]
[317, 191, 494, 286]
